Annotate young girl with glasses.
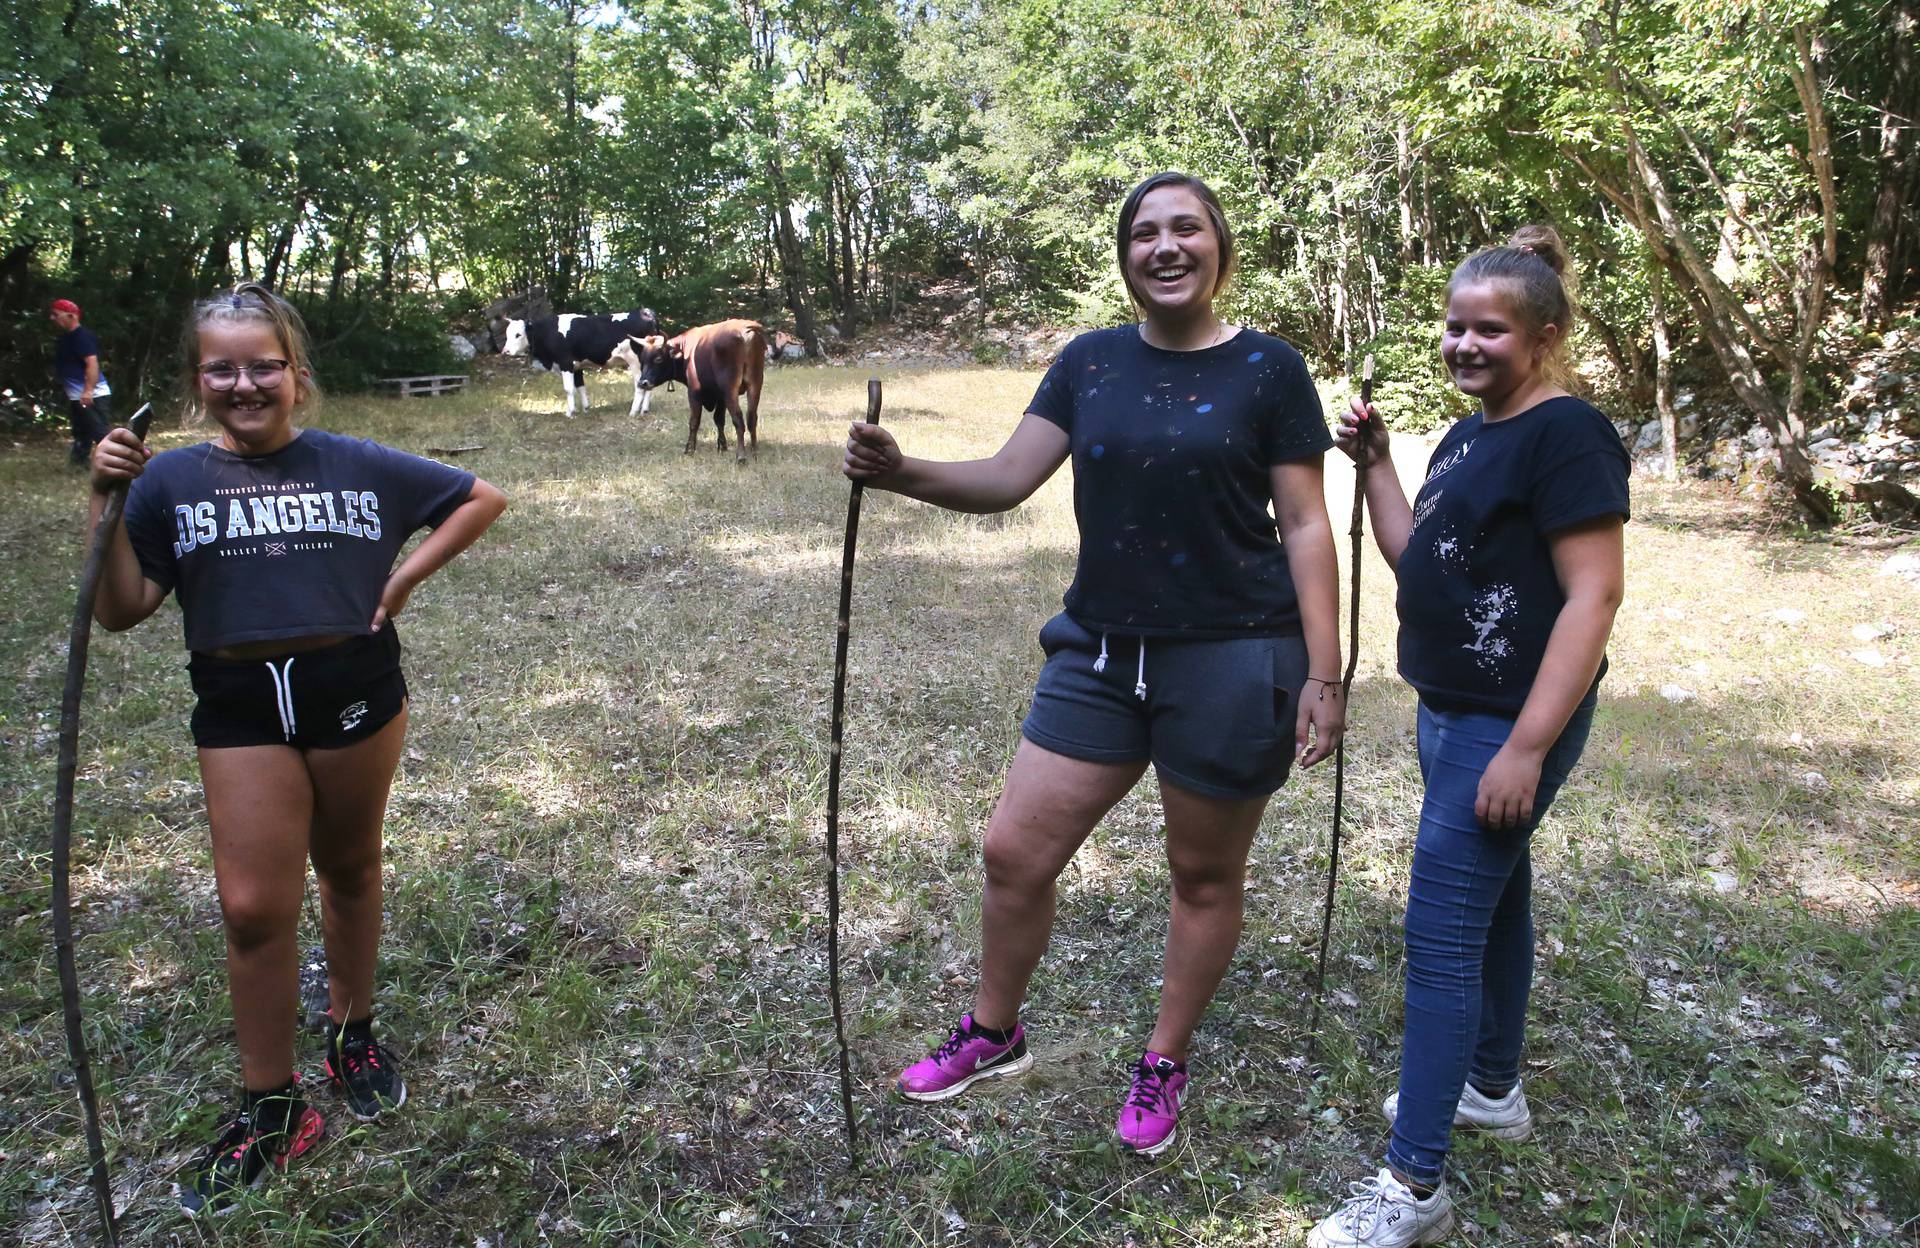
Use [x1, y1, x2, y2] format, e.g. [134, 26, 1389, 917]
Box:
[845, 172, 1343, 1156]
[1306, 227, 1628, 1247]
[87, 283, 508, 1214]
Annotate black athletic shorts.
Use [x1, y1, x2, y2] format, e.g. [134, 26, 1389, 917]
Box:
[1020, 611, 1310, 800]
[188, 622, 407, 750]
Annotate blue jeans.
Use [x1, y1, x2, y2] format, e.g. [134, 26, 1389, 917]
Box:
[1385, 699, 1595, 1187]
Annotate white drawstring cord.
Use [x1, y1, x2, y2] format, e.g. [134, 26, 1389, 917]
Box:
[1093, 633, 1109, 673]
[263, 657, 297, 741]
[1134, 640, 1147, 700]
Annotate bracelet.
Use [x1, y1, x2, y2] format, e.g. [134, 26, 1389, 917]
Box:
[1303, 675, 1342, 686]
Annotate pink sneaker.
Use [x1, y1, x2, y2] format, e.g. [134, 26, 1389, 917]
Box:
[1116, 1051, 1187, 1155]
[897, 1013, 1033, 1102]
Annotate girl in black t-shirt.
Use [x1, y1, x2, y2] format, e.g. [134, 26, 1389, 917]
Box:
[88, 284, 508, 1215]
[1307, 228, 1628, 1248]
[845, 173, 1344, 1156]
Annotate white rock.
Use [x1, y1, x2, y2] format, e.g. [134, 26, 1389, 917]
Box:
[1880, 553, 1920, 580]
[1801, 770, 1829, 790]
[1660, 684, 1697, 703]
[1851, 648, 1889, 668]
[447, 333, 477, 360]
[1706, 869, 1738, 894]
[1851, 623, 1888, 642]
[1770, 607, 1807, 624]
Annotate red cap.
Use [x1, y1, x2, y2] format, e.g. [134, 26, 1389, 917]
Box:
[50, 298, 81, 316]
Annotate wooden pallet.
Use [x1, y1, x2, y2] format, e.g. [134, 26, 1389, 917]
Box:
[378, 374, 468, 398]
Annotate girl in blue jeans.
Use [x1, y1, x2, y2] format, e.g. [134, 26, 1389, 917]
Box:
[1308, 225, 1629, 1248]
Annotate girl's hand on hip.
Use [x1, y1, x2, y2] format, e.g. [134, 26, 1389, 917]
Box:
[370, 575, 414, 632]
[1334, 396, 1390, 464]
[1295, 679, 1345, 768]
[1476, 744, 1543, 831]
[843, 422, 902, 481]
[89, 427, 151, 492]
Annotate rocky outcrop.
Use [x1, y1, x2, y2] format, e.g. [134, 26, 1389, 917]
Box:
[1617, 325, 1919, 519]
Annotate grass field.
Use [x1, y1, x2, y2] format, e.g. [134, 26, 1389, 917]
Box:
[4, 362, 1917, 1246]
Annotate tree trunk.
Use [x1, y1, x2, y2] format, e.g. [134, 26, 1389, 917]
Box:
[1395, 120, 1415, 263]
[838, 172, 857, 330]
[1568, 136, 1832, 519]
[265, 210, 300, 288]
[820, 175, 844, 324]
[1649, 262, 1677, 481]
[326, 211, 361, 307]
[767, 151, 821, 356]
[1861, 0, 1918, 326]
[0, 242, 34, 322]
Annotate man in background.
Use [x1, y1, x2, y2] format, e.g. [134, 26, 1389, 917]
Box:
[50, 298, 111, 465]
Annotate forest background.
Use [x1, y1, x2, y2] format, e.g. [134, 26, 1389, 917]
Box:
[3, 0, 1918, 522]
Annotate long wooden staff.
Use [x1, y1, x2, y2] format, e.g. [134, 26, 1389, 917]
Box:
[824, 379, 880, 1167]
[1307, 359, 1371, 1059]
[54, 402, 152, 1247]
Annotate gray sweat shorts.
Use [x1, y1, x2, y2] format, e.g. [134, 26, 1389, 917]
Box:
[1019, 611, 1311, 800]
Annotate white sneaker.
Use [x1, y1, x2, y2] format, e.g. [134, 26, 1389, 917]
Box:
[1307, 1169, 1455, 1247]
[1382, 1079, 1533, 1142]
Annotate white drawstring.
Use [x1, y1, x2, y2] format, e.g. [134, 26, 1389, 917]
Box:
[1091, 633, 1147, 699]
[263, 657, 297, 741]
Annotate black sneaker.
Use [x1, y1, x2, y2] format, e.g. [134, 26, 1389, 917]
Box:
[179, 1089, 325, 1216]
[325, 1025, 408, 1120]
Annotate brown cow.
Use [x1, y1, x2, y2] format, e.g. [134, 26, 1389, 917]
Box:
[616, 319, 767, 462]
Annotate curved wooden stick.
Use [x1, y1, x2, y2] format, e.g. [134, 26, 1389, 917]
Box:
[824, 380, 880, 1166]
[53, 402, 150, 1247]
[1307, 360, 1370, 1059]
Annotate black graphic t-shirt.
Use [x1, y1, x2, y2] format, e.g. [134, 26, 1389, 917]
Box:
[1027, 326, 1332, 637]
[1396, 396, 1630, 714]
[124, 430, 476, 652]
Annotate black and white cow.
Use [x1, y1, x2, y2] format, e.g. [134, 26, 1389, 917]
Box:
[500, 308, 662, 417]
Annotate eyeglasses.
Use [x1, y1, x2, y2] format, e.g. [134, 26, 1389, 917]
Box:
[198, 359, 290, 390]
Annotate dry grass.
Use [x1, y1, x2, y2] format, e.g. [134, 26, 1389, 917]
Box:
[2, 361, 1916, 1246]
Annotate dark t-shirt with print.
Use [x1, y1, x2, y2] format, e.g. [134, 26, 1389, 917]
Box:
[124, 429, 475, 652]
[1026, 326, 1332, 638]
[1396, 396, 1630, 714]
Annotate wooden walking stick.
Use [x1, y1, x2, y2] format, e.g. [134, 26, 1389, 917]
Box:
[824, 379, 881, 1166]
[53, 402, 152, 1247]
[1307, 359, 1372, 1061]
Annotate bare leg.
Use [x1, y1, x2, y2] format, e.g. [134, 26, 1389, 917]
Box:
[200, 745, 314, 1090]
[305, 707, 408, 1025]
[1146, 772, 1270, 1060]
[971, 740, 1146, 1029]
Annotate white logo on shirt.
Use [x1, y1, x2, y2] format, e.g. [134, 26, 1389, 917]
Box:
[1462, 584, 1517, 676]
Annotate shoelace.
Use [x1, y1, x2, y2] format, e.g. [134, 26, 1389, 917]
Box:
[1334, 1174, 1403, 1232]
[340, 1035, 383, 1077]
[935, 1027, 973, 1063]
[1126, 1061, 1173, 1112]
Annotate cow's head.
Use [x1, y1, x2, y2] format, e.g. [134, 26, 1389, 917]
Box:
[628, 335, 687, 390]
[499, 318, 530, 357]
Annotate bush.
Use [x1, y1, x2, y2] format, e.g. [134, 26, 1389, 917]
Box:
[298, 292, 465, 393]
[1360, 265, 1472, 435]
